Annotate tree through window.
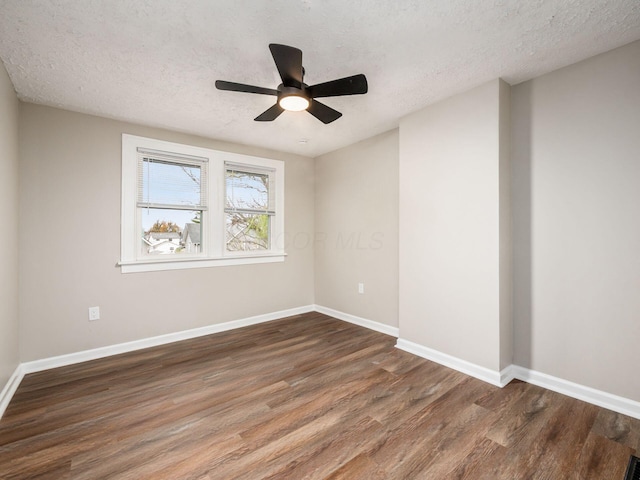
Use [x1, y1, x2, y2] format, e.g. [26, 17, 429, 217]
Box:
[225, 167, 275, 251]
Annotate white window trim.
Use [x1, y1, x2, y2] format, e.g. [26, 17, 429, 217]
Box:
[120, 134, 285, 273]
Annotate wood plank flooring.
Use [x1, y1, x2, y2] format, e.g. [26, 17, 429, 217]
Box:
[1, 312, 639, 479]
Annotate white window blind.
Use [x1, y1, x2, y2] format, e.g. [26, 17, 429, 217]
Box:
[137, 148, 209, 211]
[225, 162, 275, 215]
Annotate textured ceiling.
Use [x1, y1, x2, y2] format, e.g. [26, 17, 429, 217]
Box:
[1, 1, 639, 157]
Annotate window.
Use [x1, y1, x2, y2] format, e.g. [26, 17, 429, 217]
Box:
[225, 165, 275, 252]
[121, 134, 285, 273]
[138, 149, 208, 257]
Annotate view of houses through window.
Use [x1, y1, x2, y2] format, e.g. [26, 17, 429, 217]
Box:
[142, 209, 202, 255]
[139, 154, 205, 256]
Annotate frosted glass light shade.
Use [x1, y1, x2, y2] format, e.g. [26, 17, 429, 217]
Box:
[279, 95, 309, 111]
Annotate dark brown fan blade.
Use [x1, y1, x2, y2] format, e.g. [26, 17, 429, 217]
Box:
[307, 74, 368, 98]
[269, 44, 303, 87]
[215, 80, 278, 96]
[255, 103, 285, 122]
[307, 99, 342, 124]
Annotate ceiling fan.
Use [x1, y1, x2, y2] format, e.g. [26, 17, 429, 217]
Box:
[215, 44, 368, 124]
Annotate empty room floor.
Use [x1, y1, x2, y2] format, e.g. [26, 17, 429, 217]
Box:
[1, 312, 639, 479]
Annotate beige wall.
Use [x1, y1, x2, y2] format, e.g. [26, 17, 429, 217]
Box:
[0, 64, 20, 387]
[18, 104, 314, 361]
[399, 79, 511, 372]
[512, 40, 640, 400]
[314, 130, 399, 327]
[498, 79, 513, 371]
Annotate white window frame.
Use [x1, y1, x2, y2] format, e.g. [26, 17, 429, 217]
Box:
[120, 134, 285, 273]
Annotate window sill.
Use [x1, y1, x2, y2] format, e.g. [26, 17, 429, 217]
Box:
[118, 252, 286, 273]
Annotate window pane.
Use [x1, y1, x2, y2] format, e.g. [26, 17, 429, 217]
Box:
[141, 158, 202, 208]
[226, 212, 269, 251]
[140, 208, 202, 255]
[226, 170, 269, 211]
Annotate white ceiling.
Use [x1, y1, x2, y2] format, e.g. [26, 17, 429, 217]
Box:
[1, 1, 639, 157]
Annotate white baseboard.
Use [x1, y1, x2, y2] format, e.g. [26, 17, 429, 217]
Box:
[0, 364, 25, 419]
[21, 305, 315, 375]
[393, 339, 640, 419]
[395, 338, 511, 387]
[499, 364, 517, 386]
[4, 306, 639, 422]
[313, 305, 399, 338]
[511, 366, 640, 420]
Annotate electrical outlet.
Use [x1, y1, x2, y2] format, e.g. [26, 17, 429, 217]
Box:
[358, 283, 364, 294]
[88, 306, 100, 321]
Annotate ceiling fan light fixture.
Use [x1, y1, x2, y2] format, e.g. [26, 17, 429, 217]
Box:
[279, 94, 309, 111]
[216, 44, 368, 123]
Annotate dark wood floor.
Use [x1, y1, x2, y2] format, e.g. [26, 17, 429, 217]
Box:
[1, 312, 639, 479]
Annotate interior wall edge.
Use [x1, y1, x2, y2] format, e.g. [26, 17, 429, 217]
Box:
[313, 304, 399, 338]
[511, 366, 640, 421]
[395, 337, 640, 420]
[0, 55, 20, 411]
[395, 337, 509, 388]
[0, 363, 24, 420]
